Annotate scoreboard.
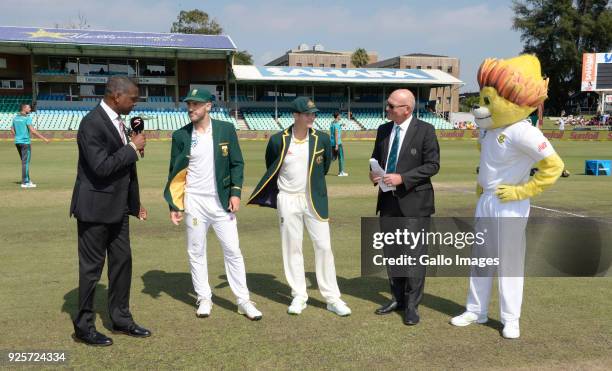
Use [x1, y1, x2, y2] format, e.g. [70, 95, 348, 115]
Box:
[582, 53, 612, 91]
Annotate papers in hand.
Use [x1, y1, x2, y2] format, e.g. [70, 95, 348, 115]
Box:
[369, 158, 396, 192]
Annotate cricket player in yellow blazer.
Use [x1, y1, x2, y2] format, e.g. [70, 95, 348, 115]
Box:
[248, 97, 351, 316]
[164, 88, 262, 321]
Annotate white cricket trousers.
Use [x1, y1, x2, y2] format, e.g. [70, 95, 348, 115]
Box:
[466, 191, 529, 324]
[184, 193, 250, 305]
[277, 192, 343, 304]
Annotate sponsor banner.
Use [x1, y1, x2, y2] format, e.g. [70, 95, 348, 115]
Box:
[137, 77, 167, 85]
[258, 66, 435, 81]
[0, 26, 235, 50]
[2, 130, 612, 142]
[436, 130, 466, 139]
[582, 53, 597, 91]
[76, 76, 107, 84]
[596, 53, 612, 64]
[232, 65, 463, 85]
[541, 130, 612, 141]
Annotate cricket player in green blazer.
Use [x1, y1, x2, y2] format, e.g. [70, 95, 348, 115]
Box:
[248, 96, 351, 317]
[164, 88, 262, 321]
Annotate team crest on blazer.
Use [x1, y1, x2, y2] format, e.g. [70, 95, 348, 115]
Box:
[411, 148, 417, 156]
[221, 144, 229, 157]
[316, 154, 323, 164]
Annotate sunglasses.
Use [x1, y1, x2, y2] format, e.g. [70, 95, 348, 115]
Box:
[386, 102, 409, 109]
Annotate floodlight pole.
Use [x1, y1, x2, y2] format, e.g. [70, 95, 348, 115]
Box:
[382, 86, 386, 119]
[234, 81, 238, 123]
[417, 87, 420, 119]
[347, 86, 351, 116]
[274, 84, 278, 120]
[174, 57, 179, 109]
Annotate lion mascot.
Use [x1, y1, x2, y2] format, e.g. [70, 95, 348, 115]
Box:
[450, 55, 564, 339]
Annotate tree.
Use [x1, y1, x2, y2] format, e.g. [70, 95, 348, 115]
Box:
[460, 95, 481, 112]
[234, 50, 253, 65]
[512, 0, 612, 114]
[171, 9, 223, 35]
[171, 9, 254, 66]
[55, 11, 90, 29]
[351, 48, 370, 68]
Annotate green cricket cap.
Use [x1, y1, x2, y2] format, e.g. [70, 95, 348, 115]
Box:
[291, 96, 319, 113]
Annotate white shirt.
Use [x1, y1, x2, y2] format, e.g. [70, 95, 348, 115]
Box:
[100, 99, 127, 144]
[278, 135, 309, 194]
[186, 122, 217, 196]
[385, 115, 412, 172]
[478, 120, 555, 192]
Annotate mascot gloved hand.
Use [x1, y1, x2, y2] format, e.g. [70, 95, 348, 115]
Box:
[472, 54, 564, 203]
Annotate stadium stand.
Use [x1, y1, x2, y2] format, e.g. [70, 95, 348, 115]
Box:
[242, 108, 364, 131]
[0, 96, 239, 131]
[1, 92, 451, 132]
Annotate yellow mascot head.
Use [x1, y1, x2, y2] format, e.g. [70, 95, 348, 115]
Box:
[473, 54, 548, 129]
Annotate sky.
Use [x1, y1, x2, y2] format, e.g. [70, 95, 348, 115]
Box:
[0, 0, 525, 92]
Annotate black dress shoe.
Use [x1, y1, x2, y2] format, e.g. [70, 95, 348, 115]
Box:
[375, 301, 405, 315]
[112, 323, 151, 338]
[73, 330, 113, 346]
[403, 307, 420, 326]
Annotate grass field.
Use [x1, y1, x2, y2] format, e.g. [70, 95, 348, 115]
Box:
[1, 138, 611, 369]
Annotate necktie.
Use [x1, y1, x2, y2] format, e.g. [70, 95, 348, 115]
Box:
[386, 125, 401, 173]
[117, 118, 127, 144]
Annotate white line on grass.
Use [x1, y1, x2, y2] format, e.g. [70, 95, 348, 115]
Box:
[457, 189, 588, 218]
[530, 205, 587, 218]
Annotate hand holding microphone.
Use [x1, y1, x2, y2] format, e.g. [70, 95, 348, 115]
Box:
[129, 116, 146, 157]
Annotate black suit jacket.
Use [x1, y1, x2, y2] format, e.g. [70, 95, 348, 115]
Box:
[371, 117, 440, 217]
[70, 105, 140, 224]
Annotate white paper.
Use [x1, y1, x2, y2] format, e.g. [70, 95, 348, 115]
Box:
[369, 158, 396, 192]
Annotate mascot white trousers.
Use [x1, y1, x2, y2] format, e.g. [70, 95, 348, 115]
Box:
[466, 191, 529, 324]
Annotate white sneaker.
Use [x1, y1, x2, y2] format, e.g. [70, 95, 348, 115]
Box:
[450, 311, 488, 326]
[21, 182, 37, 188]
[237, 301, 262, 321]
[287, 298, 307, 315]
[338, 172, 349, 177]
[196, 298, 212, 318]
[502, 321, 520, 339]
[327, 301, 351, 316]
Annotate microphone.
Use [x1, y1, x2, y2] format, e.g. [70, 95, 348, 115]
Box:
[129, 116, 145, 157]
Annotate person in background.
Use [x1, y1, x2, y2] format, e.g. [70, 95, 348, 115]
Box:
[11, 103, 49, 188]
[330, 112, 348, 176]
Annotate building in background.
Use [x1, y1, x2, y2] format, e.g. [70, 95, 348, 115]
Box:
[265, 44, 378, 68]
[368, 53, 460, 113]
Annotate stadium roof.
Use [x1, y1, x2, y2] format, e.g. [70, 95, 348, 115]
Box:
[403, 53, 449, 58]
[232, 65, 463, 86]
[0, 26, 236, 59]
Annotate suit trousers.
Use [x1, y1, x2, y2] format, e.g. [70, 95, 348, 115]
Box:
[466, 192, 529, 324]
[277, 192, 344, 304]
[74, 214, 133, 335]
[184, 193, 250, 305]
[379, 191, 428, 310]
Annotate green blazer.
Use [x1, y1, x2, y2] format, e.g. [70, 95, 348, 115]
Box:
[248, 125, 332, 221]
[164, 119, 244, 212]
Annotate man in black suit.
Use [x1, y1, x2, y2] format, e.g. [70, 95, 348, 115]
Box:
[369, 89, 440, 325]
[70, 76, 150, 346]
